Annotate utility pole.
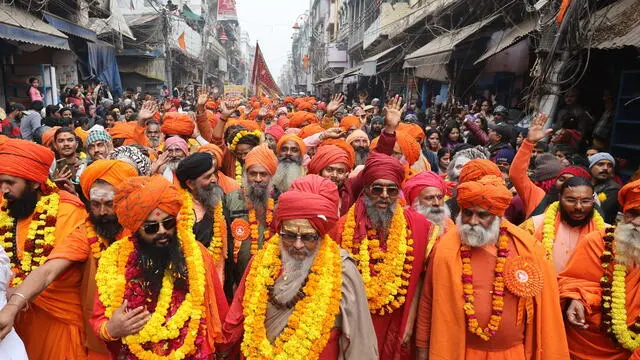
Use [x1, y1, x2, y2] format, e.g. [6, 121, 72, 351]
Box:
[163, 5, 173, 92]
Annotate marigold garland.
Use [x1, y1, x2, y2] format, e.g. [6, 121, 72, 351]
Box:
[542, 201, 605, 260]
[461, 226, 509, 341]
[0, 179, 59, 286]
[235, 160, 243, 185]
[86, 221, 109, 260]
[229, 129, 262, 153]
[95, 212, 207, 359]
[340, 203, 414, 315]
[241, 234, 342, 360]
[600, 226, 640, 351]
[180, 190, 225, 263]
[248, 198, 274, 255]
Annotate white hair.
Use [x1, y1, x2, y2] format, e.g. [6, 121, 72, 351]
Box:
[413, 199, 451, 229]
[615, 222, 640, 268]
[456, 213, 501, 247]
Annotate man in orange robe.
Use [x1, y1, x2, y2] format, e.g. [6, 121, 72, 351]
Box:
[416, 175, 570, 359]
[559, 179, 640, 359]
[89, 175, 228, 359]
[0, 138, 88, 359]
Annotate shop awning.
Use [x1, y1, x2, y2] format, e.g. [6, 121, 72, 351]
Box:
[589, 0, 640, 49]
[361, 44, 402, 76]
[182, 4, 203, 23]
[474, 17, 537, 64]
[43, 12, 98, 42]
[389, 0, 461, 39]
[125, 14, 161, 27]
[0, 5, 69, 50]
[334, 65, 362, 84]
[405, 52, 451, 82]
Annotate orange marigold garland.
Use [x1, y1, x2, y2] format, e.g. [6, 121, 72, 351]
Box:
[86, 221, 109, 260]
[231, 198, 274, 262]
[461, 226, 509, 341]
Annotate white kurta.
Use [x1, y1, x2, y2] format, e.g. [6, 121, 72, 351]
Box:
[0, 246, 28, 359]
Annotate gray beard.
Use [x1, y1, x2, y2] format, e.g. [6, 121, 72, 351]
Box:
[355, 148, 369, 166]
[414, 200, 450, 229]
[243, 174, 271, 212]
[272, 161, 304, 193]
[195, 183, 224, 210]
[275, 243, 319, 303]
[615, 223, 640, 268]
[364, 195, 396, 230]
[165, 159, 181, 172]
[456, 213, 501, 247]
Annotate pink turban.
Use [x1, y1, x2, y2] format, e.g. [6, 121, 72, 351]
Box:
[265, 125, 285, 142]
[165, 136, 188, 155]
[403, 171, 448, 205]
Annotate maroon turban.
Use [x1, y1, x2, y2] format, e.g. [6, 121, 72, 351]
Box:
[403, 171, 448, 205]
[362, 152, 405, 187]
[556, 165, 591, 181]
[274, 174, 339, 236]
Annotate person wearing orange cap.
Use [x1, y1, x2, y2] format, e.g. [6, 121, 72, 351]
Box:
[403, 170, 454, 235]
[288, 111, 318, 128]
[160, 112, 195, 138]
[308, 144, 353, 216]
[336, 152, 437, 359]
[0, 138, 89, 359]
[224, 144, 278, 298]
[558, 179, 640, 359]
[273, 134, 306, 194]
[417, 175, 570, 360]
[107, 100, 156, 148]
[85, 175, 228, 359]
[220, 175, 379, 359]
[340, 115, 361, 136]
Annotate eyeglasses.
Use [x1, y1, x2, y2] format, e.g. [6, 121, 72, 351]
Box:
[561, 198, 595, 207]
[142, 217, 177, 235]
[279, 232, 320, 244]
[369, 185, 400, 197]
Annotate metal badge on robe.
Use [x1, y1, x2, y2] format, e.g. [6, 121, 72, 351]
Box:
[504, 256, 543, 298]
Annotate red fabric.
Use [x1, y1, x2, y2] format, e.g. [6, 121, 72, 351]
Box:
[371, 130, 421, 166]
[459, 158, 501, 183]
[265, 125, 285, 142]
[534, 178, 556, 193]
[1, 118, 22, 138]
[308, 145, 350, 175]
[161, 112, 195, 136]
[557, 165, 591, 180]
[362, 152, 405, 187]
[619, 179, 640, 213]
[403, 171, 448, 205]
[0, 138, 54, 183]
[274, 175, 339, 236]
[320, 139, 355, 169]
[457, 175, 513, 216]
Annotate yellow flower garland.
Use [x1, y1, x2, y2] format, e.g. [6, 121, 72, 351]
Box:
[235, 160, 243, 185]
[241, 234, 342, 360]
[95, 214, 207, 360]
[179, 190, 225, 263]
[541, 201, 605, 260]
[340, 203, 414, 314]
[229, 129, 262, 152]
[0, 179, 60, 286]
[86, 221, 109, 260]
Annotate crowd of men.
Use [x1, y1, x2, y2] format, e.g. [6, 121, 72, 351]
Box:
[0, 84, 639, 360]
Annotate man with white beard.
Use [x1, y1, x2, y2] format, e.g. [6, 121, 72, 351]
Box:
[559, 179, 640, 359]
[273, 134, 306, 193]
[176, 152, 227, 281]
[150, 135, 188, 185]
[417, 175, 569, 360]
[403, 171, 454, 235]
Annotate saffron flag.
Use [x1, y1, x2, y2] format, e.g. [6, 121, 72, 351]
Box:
[250, 42, 281, 97]
[178, 32, 186, 50]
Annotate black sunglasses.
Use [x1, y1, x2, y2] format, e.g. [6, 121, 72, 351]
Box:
[370, 185, 400, 197]
[142, 217, 177, 235]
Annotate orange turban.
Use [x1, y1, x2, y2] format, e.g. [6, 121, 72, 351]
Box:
[297, 102, 313, 112]
[225, 119, 260, 132]
[284, 96, 295, 104]
[161, 112, 195, 136]
[114, 175, 183, 232]
[288, 111, 317, 128]
[245, 144, 278, 175]
[0, 138, 54, 184]
[397, 123, 425, 142]
[197, 143, 223, 167]
[457, 175, 513, 216]
[205, 100, 218, 111]
[308, 144, 351, 175]
[75, 127, 89, 146]
[320, 139, 355, 169]
[298, 123, 324, 139]
[79, 159, 138, 198]
[618, 179, 640, 213]
[459, 159, 502, 183]
[277, 134, 307, 155]
[340, 115, 361, 131]
[370, 130, 420, 166]
[42, 126, 61, 147]
[109, 122, 138, 144]
[345, 129, 369, 146]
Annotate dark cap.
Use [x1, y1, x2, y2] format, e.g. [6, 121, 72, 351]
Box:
[489, 123, 513, 142]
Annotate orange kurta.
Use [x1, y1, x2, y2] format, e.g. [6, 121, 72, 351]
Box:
[12, 191, 89, 359]
[509, 139, 545, 218]
[416, 221, 570, 359]
[558, 229, 640, 360]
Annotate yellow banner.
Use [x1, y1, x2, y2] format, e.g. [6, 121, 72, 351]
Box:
[224, 84, 247, 98]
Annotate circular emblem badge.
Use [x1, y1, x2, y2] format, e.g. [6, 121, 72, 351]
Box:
[504, 256, 543, 298]
[230, 218, 250, 241]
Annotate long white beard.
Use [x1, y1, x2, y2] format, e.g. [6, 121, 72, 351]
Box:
[165, 159, 181, 172]
[275, 243, 319, 303]
[272, 162, 304, 193]
[456, 213, 501, 247]
[615, 223, 640, 268]
[413, 200, 450, 229]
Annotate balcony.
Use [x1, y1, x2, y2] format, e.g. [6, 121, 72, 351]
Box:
[326, 43, 348, 68]
[348, 26, 364, 52]
[363, 2, 410, 50]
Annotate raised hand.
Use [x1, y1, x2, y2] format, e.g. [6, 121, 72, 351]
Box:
[527, 113, 551, 143]
[137, 100, 158, 122]
[196, 85, 209, 111]
[321, 127, 345, 140]
[220, 98, 240, 120]
[326, 93, 344, 116]
[384, 95, 405, 133]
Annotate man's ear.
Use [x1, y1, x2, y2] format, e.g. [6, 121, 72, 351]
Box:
[185, 179, 195, 192]
[31, 181, 41, 191]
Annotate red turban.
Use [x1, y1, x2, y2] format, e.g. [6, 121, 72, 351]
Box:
[197, 143, 223, 167]
[161, 112, 195, 136]
[340, 115, 361, 131]
[370, 130, 421, 165]
[265, 125, 285, 142]
[457, 175, 513, 216]
[114, 175, 183, 232]
[79, 159, 138, 198]
[274, 174, 339, 236]
[205, 100, 218, 111]
[362, 152, 405, 187]
[277, 134, 307, 156]
[245, 144, 278, 175]
[320, 139, 355, 169]
[459, 159, 502, 183]
[556, 166, 591, 181]
[618, 179, 640, 213]
[288, 111, 317, 128]
[298, 123, 324, 139]
[277, 115, 290, 129]
[403, 171, 448, 205]
[0, 138, 54, 184]
[307, 145, 350, 175]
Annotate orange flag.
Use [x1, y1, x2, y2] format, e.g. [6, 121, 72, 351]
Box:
[178, 32, 186, 50]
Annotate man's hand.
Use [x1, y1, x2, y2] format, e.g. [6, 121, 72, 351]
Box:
[106, 300, 151, 339]
[150, 151, 170, 174]
[527, 114, 551, 143]
[137, 101, 158, 122]
[320, 128, 344, 140]
[163, 98, 172, 112]
[196, 85, 209, 112]
[0, 303, 20, 340]
[326, 93, 344, 116]
[384, 95, 405, 134]
[416, 347, 428, 360]
[566, 299, 589, 329]
[52, 165, 72, 184]
[258, 107, 268, 118]
[220, 99, 240, 120]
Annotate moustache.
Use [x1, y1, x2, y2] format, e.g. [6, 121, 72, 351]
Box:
[3, 193, 17, 202]
[288, 248, 311, 257]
